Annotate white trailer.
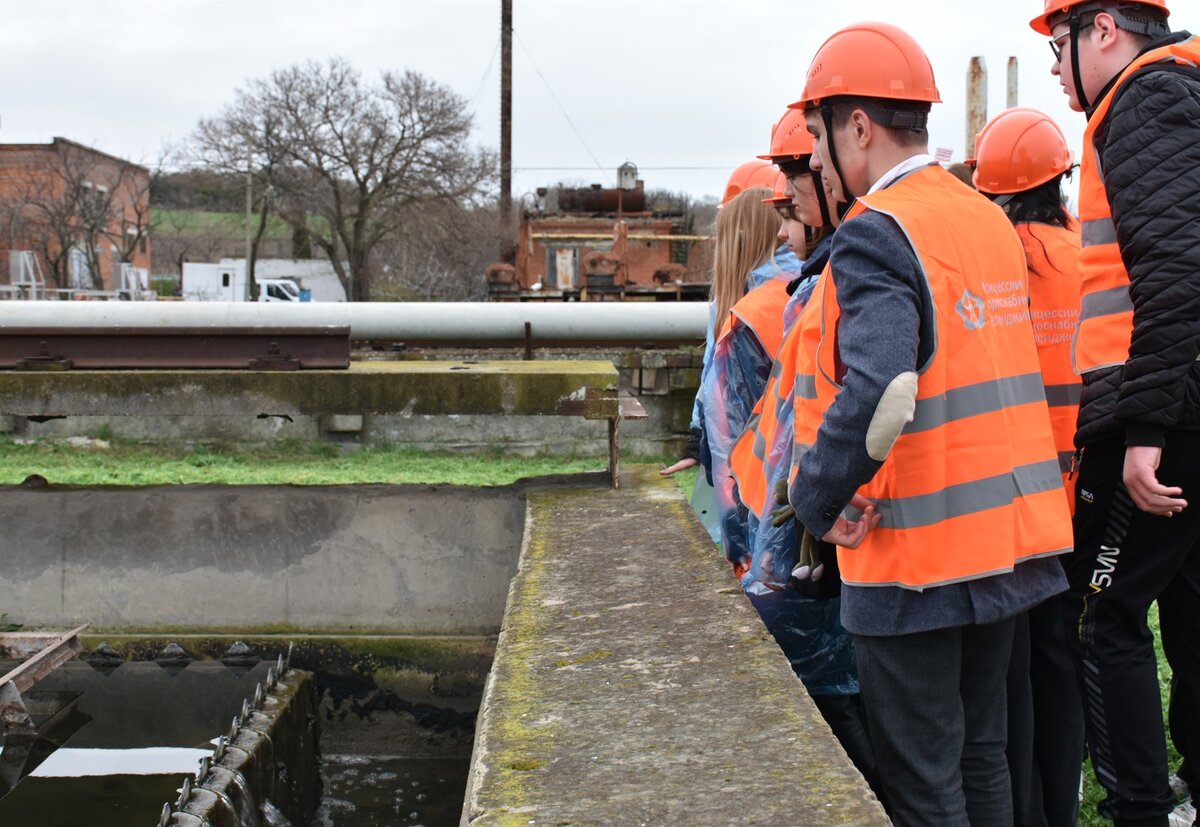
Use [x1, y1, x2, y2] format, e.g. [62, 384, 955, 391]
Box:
[182, 262, 307, 303]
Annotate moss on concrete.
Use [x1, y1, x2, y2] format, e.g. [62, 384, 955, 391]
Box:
[463, 464, 889, 825]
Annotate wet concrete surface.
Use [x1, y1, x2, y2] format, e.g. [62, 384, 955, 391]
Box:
[463, 465, 889, 825]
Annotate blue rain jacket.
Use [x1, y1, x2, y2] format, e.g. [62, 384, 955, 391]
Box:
[690, 244, 802, 430]
[738, 236, 857, 696]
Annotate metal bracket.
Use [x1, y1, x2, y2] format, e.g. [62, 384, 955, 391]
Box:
[15, 342, 72, 371]
[0, 682, 35, 736]
[246, 342, 301, 371]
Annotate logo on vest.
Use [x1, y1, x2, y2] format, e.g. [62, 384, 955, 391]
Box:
[955, 288, 986, 330]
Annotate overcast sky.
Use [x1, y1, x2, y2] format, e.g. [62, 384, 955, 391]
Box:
[2, 0, 1195, 202]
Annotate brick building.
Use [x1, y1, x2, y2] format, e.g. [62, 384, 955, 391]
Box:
[0, 137, 151, 293]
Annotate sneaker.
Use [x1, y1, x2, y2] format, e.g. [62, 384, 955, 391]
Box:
[1173, 774, 1192, 801]
[1168, 799, 1197, 827]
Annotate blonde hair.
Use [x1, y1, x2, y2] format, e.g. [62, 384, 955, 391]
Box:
[710, 186, 781, 330]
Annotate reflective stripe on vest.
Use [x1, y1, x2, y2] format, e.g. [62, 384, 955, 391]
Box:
[791, 166, 1072, 590]
[874, 459, 1063, 530]
[1074, 37, 1200, 375]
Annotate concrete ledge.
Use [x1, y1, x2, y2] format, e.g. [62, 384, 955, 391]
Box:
[0, 360, 617, 417]
[463, 466, 888, 825]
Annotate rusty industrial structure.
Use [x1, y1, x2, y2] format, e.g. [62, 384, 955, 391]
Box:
[487, 163, 712, 302]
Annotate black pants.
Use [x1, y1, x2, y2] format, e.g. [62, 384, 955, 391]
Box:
[1008, 598, 1087, 827]
[1068, 433, 1200, 825]
[856, 617, 1015, 827]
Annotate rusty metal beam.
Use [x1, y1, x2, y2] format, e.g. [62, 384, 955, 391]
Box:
[1007, 56, 1019, 108]
[0, 625, 88, 696]
[0, 327, 349, 370]
[530, 233, 712, 242]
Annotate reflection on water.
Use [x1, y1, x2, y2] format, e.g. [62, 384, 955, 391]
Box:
[314, 755, 469, 827]
[0, 773, 182, 826]
[31, 747, 212, 777]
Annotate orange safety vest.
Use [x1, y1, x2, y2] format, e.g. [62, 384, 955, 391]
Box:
[1074, 36, 1200, 375]
[791, 165, 1072, 590]
[729, 277, 827, 521]
[1019, 221, 1082, 508]
[723, 278, 789, 359]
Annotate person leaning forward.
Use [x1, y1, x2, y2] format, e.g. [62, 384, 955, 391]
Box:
[1032, 0, 1200, 823]
[785, 22, 1073, 827]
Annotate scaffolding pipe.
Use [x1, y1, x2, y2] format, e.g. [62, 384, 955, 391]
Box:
[0, 301, 708, 343]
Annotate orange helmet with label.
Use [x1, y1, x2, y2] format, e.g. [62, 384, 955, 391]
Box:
[723, 160, 778, 206]
[791, 21, 941, 110]
[758, 108, 815, 162]
[1030, 0, 1169, 34]
[973, 108, 1073, 195]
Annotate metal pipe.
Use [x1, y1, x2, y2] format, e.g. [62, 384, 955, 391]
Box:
[530, 233, 712, 242]
[0, 301, 708, 343]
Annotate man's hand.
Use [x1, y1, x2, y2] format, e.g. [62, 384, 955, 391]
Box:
[1123, 445, 1187, 516]
[821, 493, 881, 549]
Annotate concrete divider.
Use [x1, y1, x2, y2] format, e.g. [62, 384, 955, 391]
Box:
[462, 466, 888, 825]
[0, 477, 601, 635]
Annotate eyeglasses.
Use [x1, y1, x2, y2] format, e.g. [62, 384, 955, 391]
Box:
[1050, 20, 1094, 62]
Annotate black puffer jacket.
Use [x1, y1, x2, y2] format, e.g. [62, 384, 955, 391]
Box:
[1075, 31, 1200, 448]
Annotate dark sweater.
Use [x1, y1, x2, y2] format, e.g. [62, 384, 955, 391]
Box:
[791, 203, 1066, 637]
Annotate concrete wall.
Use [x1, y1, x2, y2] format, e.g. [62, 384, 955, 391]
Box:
[4, 347, 701, 458]
[0, 481, 563, 634]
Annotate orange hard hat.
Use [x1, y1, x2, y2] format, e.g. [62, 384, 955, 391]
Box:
[762, 172, 790, 205]
[791, 22, 941, 110]
[723, 160, 777, 206]
[972, 108, 1073, 195]
[967, 105, 1042, 167]
[1030, 0, 1169, 34]
[758, 108, 815, 162]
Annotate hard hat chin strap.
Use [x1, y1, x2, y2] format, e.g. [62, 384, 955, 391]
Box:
[812, 170, 833, 229]
[1070, 8, 1092, 112]
[819, 102, 850, 212]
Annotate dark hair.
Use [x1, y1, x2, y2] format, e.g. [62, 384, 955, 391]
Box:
[993, 174, 1071, 229]
[992, 174, 1072, 278]
[826, 96, 930, 147]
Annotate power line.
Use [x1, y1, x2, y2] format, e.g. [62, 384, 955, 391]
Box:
[513, 30, 610, 185]
[467, 35, 501, 118]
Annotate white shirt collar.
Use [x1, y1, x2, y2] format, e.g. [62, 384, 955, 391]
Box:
[867, 153, 935, 194]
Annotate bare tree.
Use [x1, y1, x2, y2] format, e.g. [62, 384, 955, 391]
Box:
[372, 200, 498, 301]
[189, 58, 496, 301]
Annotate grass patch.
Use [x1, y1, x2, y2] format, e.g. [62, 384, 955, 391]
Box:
[0, 438, 610, 486]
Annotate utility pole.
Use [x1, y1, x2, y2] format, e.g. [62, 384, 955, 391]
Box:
[244, 136, 253, 300]
[500, 0, 514, 264]
[1007, 56, 1019, 108]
